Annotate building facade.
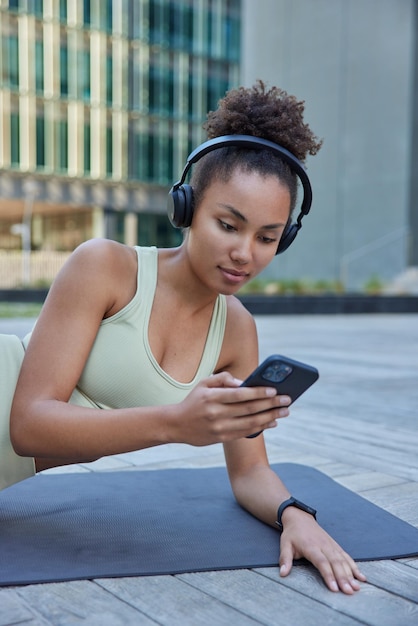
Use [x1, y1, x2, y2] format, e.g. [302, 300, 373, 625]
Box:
[0, 0, 240, 285]
[241, 0, 418, 291]
[1, 0, 417, 291]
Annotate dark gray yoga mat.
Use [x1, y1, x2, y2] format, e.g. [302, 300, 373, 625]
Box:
[1, 463, 417, 586]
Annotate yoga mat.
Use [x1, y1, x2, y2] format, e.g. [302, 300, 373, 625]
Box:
[1, 463, 417, 587]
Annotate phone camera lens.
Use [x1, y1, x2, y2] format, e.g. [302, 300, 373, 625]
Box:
[263, 363, 293, 383]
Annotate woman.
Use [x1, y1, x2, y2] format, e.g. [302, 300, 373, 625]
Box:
[5, 81, 366, 593]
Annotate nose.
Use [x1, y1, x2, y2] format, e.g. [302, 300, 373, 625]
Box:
[230, 236, 253, 264]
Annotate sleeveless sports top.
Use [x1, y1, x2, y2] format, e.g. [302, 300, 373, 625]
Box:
[71, 246, 227, 409]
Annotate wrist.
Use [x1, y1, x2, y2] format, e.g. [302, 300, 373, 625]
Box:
[160, 403, 181, 444]
[275, 497, 317, 532]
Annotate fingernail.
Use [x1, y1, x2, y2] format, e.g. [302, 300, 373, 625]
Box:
[280, 396, 291, 405]
[265, 387, 277, 396]
[330, 581, 339, 592]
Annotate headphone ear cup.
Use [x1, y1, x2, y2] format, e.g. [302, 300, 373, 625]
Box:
[276, 220, 298, 255]
[167, 184, 194, 228]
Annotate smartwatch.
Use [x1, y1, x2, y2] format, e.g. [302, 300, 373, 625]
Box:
[275, 497, 317, 531]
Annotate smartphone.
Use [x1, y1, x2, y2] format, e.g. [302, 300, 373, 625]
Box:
[241, 354, 319, 438]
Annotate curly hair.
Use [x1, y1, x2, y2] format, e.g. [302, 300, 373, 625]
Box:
[190, 80, 322, 215]
[204, 80, 322, 162]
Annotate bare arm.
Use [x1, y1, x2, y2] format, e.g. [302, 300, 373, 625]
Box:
[11, 239, 168, 460]
[221, 301, 366, 594]
[10, 241, 285, 460]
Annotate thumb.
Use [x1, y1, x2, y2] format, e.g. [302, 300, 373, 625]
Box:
[279, 541, 294, 578]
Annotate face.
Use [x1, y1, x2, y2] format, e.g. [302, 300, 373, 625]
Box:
[185, 168, 291, 296]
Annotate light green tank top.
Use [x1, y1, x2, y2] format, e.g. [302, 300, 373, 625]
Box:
[71, 246, 227, 409]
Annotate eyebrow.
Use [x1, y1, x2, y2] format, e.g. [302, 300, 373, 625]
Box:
[218, 204, 285, 229]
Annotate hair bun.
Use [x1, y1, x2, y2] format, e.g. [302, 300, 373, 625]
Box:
[204, 80, 322, 162]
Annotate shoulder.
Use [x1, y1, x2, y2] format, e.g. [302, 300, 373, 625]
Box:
[69, 238, 135, 268]
[64, 239, 138, 283]
[49, 239, 138, 318]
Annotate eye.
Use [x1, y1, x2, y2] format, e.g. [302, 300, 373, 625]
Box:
[219, 220, 236, 232]
[259, 235, 278, 244]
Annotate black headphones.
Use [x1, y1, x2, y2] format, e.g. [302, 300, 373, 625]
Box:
[167, 134, 312, 255]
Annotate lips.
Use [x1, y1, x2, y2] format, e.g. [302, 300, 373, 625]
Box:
[219, 266, 250, 284]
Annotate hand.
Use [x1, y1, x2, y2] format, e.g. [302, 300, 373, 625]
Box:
[278, 508, 367, 594]
[172, 372, 290, 446]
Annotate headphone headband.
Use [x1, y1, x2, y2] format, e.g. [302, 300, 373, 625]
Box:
[168, 134, 313, 254]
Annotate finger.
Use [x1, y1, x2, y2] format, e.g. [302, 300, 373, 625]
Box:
[205, 372, 242, 388]
[231, 385, 292, 407]
[313, 549, 364, 594]
[278, 540, 294, 578]
[331, 553, 367, 593]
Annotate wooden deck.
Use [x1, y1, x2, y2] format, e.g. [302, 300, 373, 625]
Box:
[1, 313, 417, 625]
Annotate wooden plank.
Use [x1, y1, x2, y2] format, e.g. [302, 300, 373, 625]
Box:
[177, 569, 361, 626]
[14, 580, 158, 625]
[330, 471, 409, 493]
[359, 560, 418, 603]
[97, 575, 261, 625]
[313, 461, 369, 478]
[274, 408, 418, 471]
[0, 589, 50, 626]
[265, 417, 418, 481]
[355, 482, 418, 526]
[257, 565, 418, 626]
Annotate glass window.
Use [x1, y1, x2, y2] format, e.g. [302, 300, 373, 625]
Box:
[207, 60, 229, 113]
[83, 0, 91, 27]
[182, 4, 193, 52]
[104, 209, 124, 243]
[106, 54, 112, 106]
[131, 46, 146, 112]
[35, 39, 44, 93]
[56, 116, 68, 171]
[128, 119, 144, 180]
[33, 0, 43, 18]
[60, 43, 68, 96]
[225, 13, 240, 62]
[105, 0, 112, 33]
[8, 0, 20, 11]
[10, 112, 19, 165]
[82, 46, 90, 100]
[59, 0, 67, 22]
[8, 36, 19, 89]
[147, 130, 156, 181]
[148, 61, 160, 113]
[36, 112, 45, 168]
[167, 1, 193, 50]
[149, 0, 161, 45]
[106, 124, 112, 175]
[84, 120, 91, 174]
[137, 213, 182, 248]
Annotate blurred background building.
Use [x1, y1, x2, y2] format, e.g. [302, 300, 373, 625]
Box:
[242, 0, 418, 293]
[0, 0, 240, 285]
[0, 0, 416, 291]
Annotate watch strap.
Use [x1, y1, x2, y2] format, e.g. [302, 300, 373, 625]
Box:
[275, 497, 317, 531]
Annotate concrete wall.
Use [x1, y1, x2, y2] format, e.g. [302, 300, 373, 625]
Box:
[241, 0, 415, 290]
